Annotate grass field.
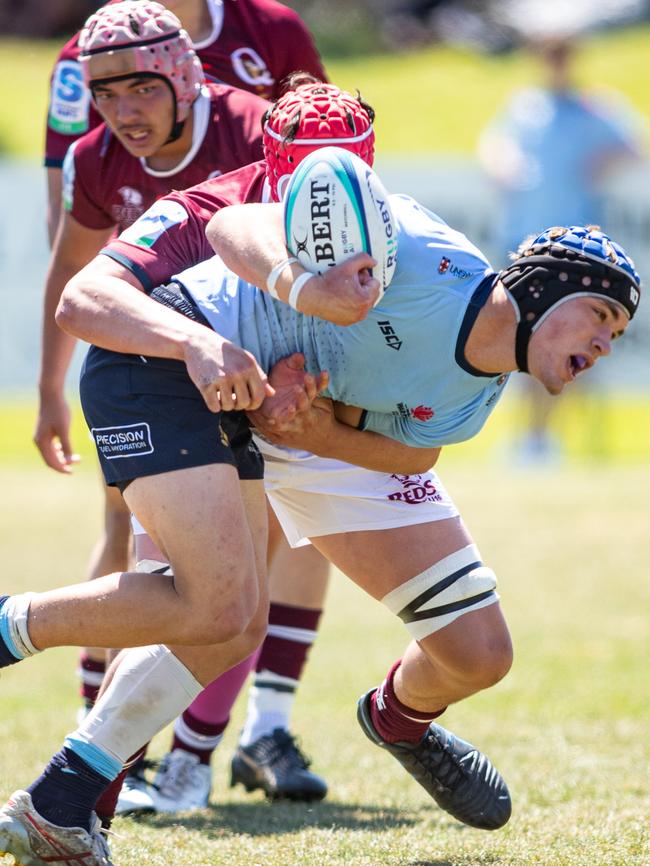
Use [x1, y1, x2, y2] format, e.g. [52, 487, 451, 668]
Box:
[1, 25, 650, 159]
[0, 401, 649, 865]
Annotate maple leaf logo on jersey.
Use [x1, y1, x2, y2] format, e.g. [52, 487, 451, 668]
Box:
[411, 405, 434, 422]
[438, 256, 450, 274]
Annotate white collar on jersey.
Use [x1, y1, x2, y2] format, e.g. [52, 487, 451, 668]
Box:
[140, 85, 211, 179]
[261, 177, 272, 203]
[193, 0, 224, 48]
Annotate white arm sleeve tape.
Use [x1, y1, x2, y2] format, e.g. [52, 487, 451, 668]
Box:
[381, 544, 499, 640]
[288, 271, 313, 310]
[266, 256, 299, 299]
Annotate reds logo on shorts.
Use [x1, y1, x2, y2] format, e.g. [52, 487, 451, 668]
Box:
[387, 474, 443, 505]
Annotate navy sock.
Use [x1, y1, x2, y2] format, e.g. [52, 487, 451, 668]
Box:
[0, 596, 21, 669]
[28, 747, 112, 832]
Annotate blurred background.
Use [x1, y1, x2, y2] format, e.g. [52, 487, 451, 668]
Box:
[1, 0, 649, 464]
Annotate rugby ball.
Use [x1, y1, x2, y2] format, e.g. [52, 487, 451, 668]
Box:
[283, 146, 397, 303]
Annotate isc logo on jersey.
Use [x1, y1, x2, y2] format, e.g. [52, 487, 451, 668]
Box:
[284, 147, 397, 305]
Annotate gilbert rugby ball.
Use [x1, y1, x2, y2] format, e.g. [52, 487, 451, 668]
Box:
[284, 146, 397, 303]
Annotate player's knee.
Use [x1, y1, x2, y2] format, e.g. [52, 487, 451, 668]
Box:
[454, 632, 513, 691]
[382, 544, 500, 643]
[189, 587, 261, 645]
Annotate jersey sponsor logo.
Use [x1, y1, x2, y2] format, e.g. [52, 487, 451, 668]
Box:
[387, 474, 443, 505]
[230, 47, 274, 90]
[48, 61, 91, 135]
[118, 199, 189, 248]
[91, 422, 154, 459]
[377, 320, 402, 350]
[438, 255, 471, 279]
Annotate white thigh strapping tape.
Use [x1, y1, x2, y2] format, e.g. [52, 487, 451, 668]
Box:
[381, 544, 499, 639]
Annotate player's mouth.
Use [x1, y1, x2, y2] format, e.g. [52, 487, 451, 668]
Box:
[120, 127, 153, 146]
[568, 353, 592, 380]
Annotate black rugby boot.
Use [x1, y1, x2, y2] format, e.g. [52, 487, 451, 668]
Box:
[230, 728, 327, 802]
[357, 689, 511, 830]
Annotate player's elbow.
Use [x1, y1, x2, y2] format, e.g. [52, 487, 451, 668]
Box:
[55, 276, 86, 336]
[205, 209, 228, 256]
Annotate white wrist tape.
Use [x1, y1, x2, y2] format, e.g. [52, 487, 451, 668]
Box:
[266, 256, 299, 299]
[288, 271, 313, 310]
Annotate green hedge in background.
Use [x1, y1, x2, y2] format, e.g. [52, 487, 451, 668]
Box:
[1, 25, 649, 159]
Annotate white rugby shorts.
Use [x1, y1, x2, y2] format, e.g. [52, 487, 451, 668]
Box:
[257, 439, 458, 548]
[131, 439, 459, 547]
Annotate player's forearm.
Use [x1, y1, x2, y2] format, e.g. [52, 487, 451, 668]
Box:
[315, 422, 440, 474]
[46, 168, 63, 248]
[58, 269, 209, 361]
[39, 264, 82, 394]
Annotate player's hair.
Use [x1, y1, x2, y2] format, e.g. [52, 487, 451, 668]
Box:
[78, 0, 203, 130]
[500, 224, 641, 372]
[262, 75, 376, 202]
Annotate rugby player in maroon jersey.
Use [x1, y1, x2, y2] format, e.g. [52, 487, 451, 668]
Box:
[45, 0, 327, 239]
[34, 0, 267, 815]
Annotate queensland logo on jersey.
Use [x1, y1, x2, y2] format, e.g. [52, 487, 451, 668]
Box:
[396, 403, 435, 422]
[231, 47, 274, 94]
[111, 186, 146, 226]
[438, 256, 450, 274]
[387, 474, 443, 505]
[119, 200, 189, 249]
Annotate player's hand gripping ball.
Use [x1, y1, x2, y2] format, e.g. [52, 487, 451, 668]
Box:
[284, 146, 397, 304]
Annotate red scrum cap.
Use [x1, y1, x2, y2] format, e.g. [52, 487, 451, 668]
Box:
[263, 81, 375, 201]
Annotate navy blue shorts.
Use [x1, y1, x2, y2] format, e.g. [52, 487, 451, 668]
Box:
[80, 346, 263, 491]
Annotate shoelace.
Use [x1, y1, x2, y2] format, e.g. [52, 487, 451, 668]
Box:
[416, 729, 472, 790]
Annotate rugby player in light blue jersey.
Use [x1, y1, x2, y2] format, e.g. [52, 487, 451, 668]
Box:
[0, 170, 640, 863]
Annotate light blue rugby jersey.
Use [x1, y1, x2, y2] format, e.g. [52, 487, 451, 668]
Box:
[174, 194, 510, 449]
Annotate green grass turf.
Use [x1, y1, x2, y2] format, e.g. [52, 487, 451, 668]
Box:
[0, 398, 649, 864]
[1, 25, 649, 159]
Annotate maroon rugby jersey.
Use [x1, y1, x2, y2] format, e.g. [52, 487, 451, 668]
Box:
[63, 83, 267, 233]
[103, 160, 267, 290]
[45, 0, 327, 167]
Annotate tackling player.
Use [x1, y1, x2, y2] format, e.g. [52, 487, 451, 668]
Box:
[0, 158, 639, 862]
[38, 4, 329, 804]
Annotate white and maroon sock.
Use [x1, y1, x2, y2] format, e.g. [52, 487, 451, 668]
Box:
[77, 651, 106, 708]
[239, 602, 321, 746]
[171, 709, 228, 765]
